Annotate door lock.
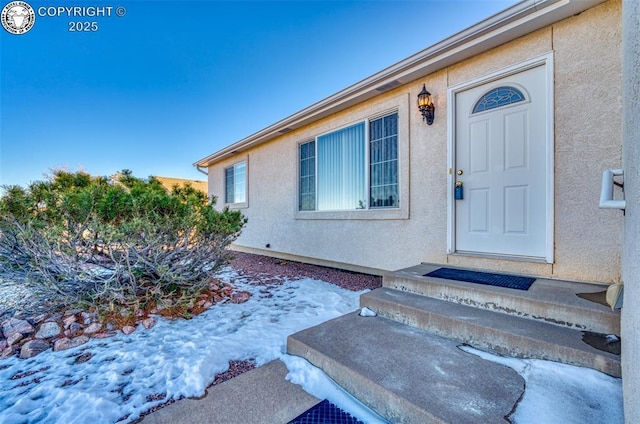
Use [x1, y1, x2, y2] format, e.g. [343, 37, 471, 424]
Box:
[457, 170, 464, 176]
[455, 181, 464, 200]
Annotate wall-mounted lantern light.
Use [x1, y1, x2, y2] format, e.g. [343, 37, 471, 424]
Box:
[417, 84, 435, 125]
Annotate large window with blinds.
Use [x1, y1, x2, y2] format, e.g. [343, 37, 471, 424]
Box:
[299, 112, 398, 211]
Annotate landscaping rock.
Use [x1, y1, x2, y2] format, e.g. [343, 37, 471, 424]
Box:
[6, 332, 23, 346]
[64, 322, 85, 338]
[45, 312, 63, 323]
[1, 346, 16, 359]
[2, 318, 34, 339]
[231, 291, 251, 304]
[20, 339, 50, 359]
[63, 315, 77, 329]
[36, 322, 61, 339]
[0, 339, 6, 350]
[80, 312, 96, 325]
[53, 336, 89, 352]
[142, 318, 157, 329]
[32, 314, 48, 325]
[122, 325, 136, 335]
[84, 323, 102, 334]
[93, 332, 116, 339]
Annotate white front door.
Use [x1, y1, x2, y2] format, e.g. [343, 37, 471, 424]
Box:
[454, 63, 549, 259]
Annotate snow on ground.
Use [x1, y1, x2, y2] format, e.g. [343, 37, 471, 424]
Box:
[284, 342, 624, 424]
[0, 267, 623, 424]
[461, 346, 623, 424]
[0, 269, 364, 423]
[282, 354, 388, 424]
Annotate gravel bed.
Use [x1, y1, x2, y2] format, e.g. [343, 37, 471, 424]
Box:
[229, 251, 382, 291]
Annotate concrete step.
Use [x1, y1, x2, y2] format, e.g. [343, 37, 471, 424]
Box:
[385, 264, 620, 335]
[142, 360, 320, 424]
[361, 287, 621, 377]
[287, 311, 525, 424]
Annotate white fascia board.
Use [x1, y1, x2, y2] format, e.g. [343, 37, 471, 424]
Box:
[194, 0, 606, 168]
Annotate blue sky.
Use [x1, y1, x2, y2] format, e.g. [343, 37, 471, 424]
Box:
[1, 0, 516, 188]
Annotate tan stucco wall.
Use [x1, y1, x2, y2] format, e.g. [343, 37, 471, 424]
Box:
[208, 0, 622, 283]
[209, 91, 429, 272]
[552, 0, 623, 282]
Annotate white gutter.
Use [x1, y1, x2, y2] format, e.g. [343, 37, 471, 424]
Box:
[194, 0, 606, 168]
[195, 165, 208, 176]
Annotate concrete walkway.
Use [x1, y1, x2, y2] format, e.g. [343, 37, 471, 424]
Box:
[288, 312, 526, 423]
[143, 311, 527, 424]
[141, 360, 320, 424]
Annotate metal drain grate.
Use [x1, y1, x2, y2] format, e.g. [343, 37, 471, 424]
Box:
[288, 399, 364, 424]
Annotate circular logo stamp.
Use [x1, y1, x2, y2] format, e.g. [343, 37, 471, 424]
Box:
[1, 1, 35, 35]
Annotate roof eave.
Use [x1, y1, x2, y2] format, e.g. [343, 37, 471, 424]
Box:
[194, 0, 606, 168]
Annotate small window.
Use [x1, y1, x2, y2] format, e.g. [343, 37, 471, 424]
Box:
[369, 113, 399, 208]
[299, 141, 316, 211]
[225, 161, 246, 204]
[472, 86, 526, 113]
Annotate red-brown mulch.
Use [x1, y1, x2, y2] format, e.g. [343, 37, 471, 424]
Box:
[229, 251, 382, 291]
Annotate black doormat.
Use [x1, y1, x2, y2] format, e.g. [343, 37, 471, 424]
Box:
[288, 399, 364, 424]
[425, 267, 535, 291]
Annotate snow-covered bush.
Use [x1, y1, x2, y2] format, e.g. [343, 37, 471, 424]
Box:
[0, 169, 246, 315]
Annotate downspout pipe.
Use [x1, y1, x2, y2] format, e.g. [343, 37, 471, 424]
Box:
[622, 0, 640, 421]
[195, 165, 208, 176]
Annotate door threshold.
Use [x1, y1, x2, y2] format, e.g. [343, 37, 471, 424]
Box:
[451, 251, 549, 264]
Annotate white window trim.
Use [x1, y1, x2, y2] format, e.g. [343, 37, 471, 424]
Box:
[298, 139, 316, 212]
[295, 93, 410, 221]
[224, 156, 249, 209]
